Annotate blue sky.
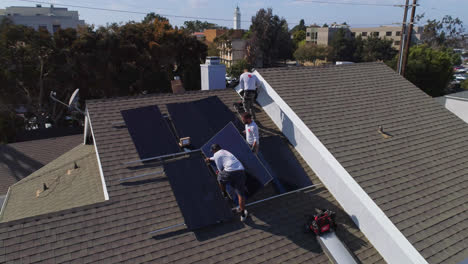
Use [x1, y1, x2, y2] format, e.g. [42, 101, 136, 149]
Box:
[2, 0, 467, 30]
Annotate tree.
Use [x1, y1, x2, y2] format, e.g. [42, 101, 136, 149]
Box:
[328, 28, 355, 62]
[322, 23, 329, 28]
[420, 15, 465, 48]
[207, 42, 218, 56]
[228, 59, 251, 78]
[291, 19, 306, 33]
[247, 8, 293, 67]
[461, 80, 468, 90]
[142, 13, 168, 24]
[294, 43, 329, 65]
[390, 45, 453, 97]
[360, 35, 397, 62]
[292, 30, 306, 48]
[182, 20, 226, 33]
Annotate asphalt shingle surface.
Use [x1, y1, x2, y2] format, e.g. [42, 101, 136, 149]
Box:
[0, 89, 382, 263]
[0, 134, 83, 194]
[257, 62, 468, 264]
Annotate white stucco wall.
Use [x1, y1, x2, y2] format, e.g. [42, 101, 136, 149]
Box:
[436, 95, 468, 124]
[253, 71, 427, 264]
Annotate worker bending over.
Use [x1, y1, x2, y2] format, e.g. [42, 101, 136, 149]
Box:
[205, 144, 248, 222]
[239, 68, 260, 119]
[242, 112, 259, 154]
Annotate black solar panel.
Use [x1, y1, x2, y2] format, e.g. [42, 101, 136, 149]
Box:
[167, 96, 243, 149]
[164, 153, 234, 230]
[121, 105, 180, 160]
[202, 122, 273, 196]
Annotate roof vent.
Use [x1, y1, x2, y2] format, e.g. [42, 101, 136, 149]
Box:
[378, 125, 392, 139]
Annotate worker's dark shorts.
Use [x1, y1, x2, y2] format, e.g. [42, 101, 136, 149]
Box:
[218, 170, 247, 198]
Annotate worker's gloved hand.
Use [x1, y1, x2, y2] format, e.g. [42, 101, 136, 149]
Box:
[216, 170, 219, 175]
[204, 158, 210, 164]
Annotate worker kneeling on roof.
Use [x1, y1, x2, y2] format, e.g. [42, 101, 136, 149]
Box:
[205, 144, 249, 222]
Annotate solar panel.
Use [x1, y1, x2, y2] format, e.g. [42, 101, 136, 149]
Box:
[164, 153, 234, 230]
[121, 105, 180, 160]
[201, 122, 273, 196]
[167, 96, 243, 149]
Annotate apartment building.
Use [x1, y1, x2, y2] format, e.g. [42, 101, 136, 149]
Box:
[306, 25, 422, 48]
[0, 4, 84, 33]
[351, 26, 422, 48]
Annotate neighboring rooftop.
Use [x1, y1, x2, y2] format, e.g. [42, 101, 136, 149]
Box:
[257, 62, 468, 263]
[0, 144, 105, 223]
[0, 89, 382, 263]
[0, 134, 83, 195]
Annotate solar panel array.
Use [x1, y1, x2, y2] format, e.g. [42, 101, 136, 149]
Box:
[121, 105, 180, 159]
[122, 97, 272, 230]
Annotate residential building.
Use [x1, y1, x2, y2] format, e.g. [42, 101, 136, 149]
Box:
[0, 4, 85, 33]
[234, 6, 241, 30]
[204, 29, 227, 43]
[435, 91, 468, 124]
[191, 32, 205, 41]
[306, 24, 351, 45]
[351, 26, 423, 48]
[306, 25, 422, 48]
[217, 29, 246, 67]
[2, 63, 468, 263]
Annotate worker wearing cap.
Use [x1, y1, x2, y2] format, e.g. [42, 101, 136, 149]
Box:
[205, 144, 248, 222]
[239, 68, 260, 119]
[242, 112, 259, 154]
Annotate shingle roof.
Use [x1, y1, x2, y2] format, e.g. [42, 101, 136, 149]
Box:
[0, 134, 83, 195]
[257, 62, 468, 264]
[0, 89, 382, 263]
[0, 144, 105, 223]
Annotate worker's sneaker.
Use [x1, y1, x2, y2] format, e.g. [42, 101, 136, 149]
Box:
[240, 210, 248, 222]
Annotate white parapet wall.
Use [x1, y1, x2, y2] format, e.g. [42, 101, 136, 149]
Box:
[436, 95, 468, 124]
[253, 71, 427, 264]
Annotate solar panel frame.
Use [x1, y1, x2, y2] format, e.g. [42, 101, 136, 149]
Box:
[167, 96, 243, 149]
[121, 105, 180, 160]
[201, 122, 273, 195]
[163, 153, 234, 230]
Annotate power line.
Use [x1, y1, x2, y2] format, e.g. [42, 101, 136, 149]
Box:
[292, 0, 406, 7]
[11, 0, 404, 27]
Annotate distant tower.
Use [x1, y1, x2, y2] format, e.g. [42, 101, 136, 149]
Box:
[234, 6, 241, 30]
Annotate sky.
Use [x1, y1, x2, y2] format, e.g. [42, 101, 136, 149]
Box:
[2, 0, 468, 30]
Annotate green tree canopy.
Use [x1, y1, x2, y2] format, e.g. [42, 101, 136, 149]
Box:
[291, 19, 306, 33]
[328, 28, 355, 62]
[182, 20, 226, 33]
[294, 43, 329, 65]
[389, 44, 454, 97]
[247, 8, 293, 67]
[0, 17, 207, 141]
[420, 15, 465, 48]
[227, 59, 251, 78]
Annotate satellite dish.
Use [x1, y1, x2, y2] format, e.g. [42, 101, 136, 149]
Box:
[69, 89, 80, 107]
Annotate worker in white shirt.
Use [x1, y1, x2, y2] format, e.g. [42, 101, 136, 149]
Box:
[239, 68, 260, 119]
[205, 144, 248, 222]
[242, 112, 259, 154]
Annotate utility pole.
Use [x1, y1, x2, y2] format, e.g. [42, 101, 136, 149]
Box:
[397, 0, 409, 75]
[401, 0, 417, 77]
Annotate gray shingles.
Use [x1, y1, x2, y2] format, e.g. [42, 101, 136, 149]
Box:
[258, 62, 468, 263]
[0, 89, 382, 263]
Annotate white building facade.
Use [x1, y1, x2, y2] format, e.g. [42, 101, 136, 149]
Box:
[0, 4, 85, 33]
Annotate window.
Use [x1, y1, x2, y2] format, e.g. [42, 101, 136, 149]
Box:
[306, 32, 310, 37]
[38, 25, 47, 31]
[53, 24, 61, 33]
[372, 32, 379, 37]
[386, 31, 392, 36]
[394, 41, 401, 45]
[396, 31, 401, 36]
[361, 32, 367, 37]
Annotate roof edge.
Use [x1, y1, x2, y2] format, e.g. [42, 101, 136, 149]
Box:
[86, 109, 109, 201]
[255, 69, 428, 264]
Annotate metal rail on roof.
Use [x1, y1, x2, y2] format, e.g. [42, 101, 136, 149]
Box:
[147, 183, 322, 235]
[124, 149, 201, 165]
[118, 170, 164, 182]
